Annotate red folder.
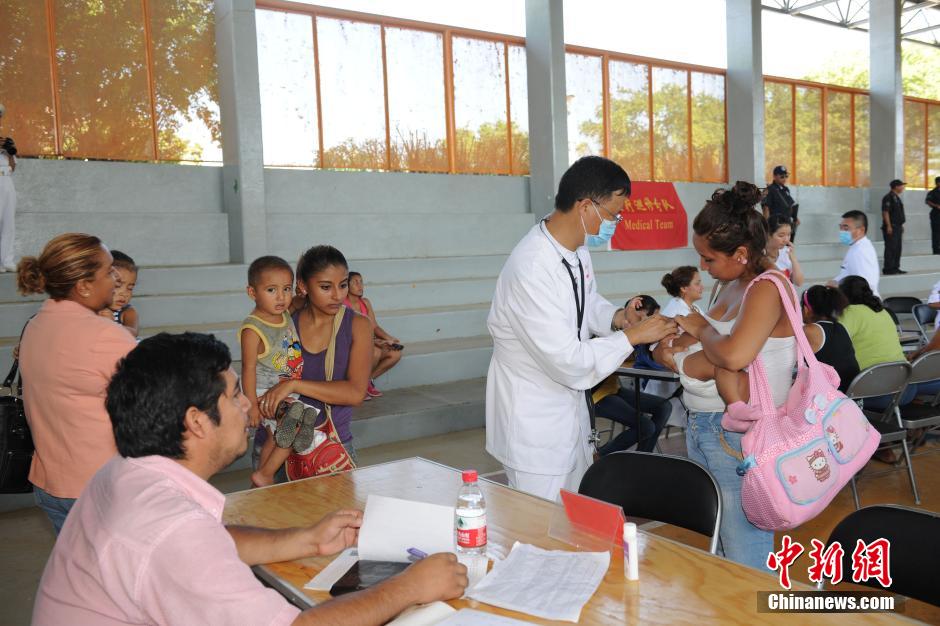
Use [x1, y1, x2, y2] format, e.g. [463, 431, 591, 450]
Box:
[560, 489, 627, 545]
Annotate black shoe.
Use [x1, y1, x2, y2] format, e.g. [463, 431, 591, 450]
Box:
[883, 269, 899, 275]
[897, 269, 908, 274]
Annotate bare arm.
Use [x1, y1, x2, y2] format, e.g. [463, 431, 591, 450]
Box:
[364, 297, 397, 343]
[239, 328, 263, 427]
[260, 315, 373, 416]
[120, 307, 139, 337]
[227, 510, 362, 566]
[804, 322, 823, 353]
[787, 245, 804, 288]
[682, 281, 786, 372]
[292, 554, 468, 626]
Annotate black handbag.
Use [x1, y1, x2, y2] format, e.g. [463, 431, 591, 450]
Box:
[0, 357, 34, 493]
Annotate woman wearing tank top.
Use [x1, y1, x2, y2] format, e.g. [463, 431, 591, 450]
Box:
[801, 285, 859, 393]
[655, 183, 797, 570]
[257, 246, 373, 464]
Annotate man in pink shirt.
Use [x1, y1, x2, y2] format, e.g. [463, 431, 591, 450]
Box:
[33, 333, 467, 625]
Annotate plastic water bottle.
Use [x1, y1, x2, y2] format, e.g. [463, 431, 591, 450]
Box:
[455, 469, 487, 555]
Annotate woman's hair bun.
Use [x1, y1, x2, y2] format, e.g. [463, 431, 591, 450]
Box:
[16, 257, 45, 295]
[711, 181, 761, 216]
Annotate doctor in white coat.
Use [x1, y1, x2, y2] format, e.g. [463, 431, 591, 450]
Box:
[486, 156, 677, 500]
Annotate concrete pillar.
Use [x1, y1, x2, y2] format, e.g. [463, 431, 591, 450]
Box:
[215, 0, 267, 263]
[524, 0, 568, 214]
[869, 0, 903, 200]
[725, 0, 765, 185]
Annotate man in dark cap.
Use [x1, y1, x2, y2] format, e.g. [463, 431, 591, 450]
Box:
[882, 179, 906, 274]
[926, 176, 940, 255]
[761, 165, 799, 241]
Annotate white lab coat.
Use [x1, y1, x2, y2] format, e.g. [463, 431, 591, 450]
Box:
[485, 222, 634, 476]
[833, 236, 880, 297]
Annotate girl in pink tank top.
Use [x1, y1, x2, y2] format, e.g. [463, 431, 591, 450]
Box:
[345, 271, 403, 398]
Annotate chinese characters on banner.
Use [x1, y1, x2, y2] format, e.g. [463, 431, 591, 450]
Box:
[610, 181, 688, 250]
[766, 535, 892, 590]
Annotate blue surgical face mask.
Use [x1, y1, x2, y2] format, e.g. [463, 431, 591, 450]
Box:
[583, 201, 619, 247]
[839, 230, 854, 246]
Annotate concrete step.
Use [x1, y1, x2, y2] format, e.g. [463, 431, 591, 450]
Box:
[350, 377, 485, 449]
[268, 212, 537, 261]
[15, 212, 230, 267]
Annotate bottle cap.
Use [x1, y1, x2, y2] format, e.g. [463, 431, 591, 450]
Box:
[462, 470, 478, 483]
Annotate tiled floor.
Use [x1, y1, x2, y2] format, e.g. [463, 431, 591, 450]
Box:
[2, 427, 938, 624]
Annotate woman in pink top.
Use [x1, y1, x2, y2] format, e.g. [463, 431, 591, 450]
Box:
[16, 233, 136, 533]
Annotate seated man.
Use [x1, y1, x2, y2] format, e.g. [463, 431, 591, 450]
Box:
[33, 332, 467, 625]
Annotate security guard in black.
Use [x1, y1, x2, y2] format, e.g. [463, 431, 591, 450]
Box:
[882, 179, 906, 274]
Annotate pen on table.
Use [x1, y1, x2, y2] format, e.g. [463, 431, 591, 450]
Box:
[407, 547, 428, 561]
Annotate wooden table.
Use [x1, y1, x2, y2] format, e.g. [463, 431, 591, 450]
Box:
[223, 458, 908, 624]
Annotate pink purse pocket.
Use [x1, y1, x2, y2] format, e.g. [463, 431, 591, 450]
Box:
[775, 438, 841, 505]
[821, 398, 872, 464]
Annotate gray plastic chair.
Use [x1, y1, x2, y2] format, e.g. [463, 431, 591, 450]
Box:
[845, 361, 918, 508]
[899, 350, 940, 441]
[912, 303, 937, 346]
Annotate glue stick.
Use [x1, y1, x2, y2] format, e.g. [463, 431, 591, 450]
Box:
[623, 522, 639, 581]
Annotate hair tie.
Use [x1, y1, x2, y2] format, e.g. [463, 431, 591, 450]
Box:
[802, 290, 813, 314]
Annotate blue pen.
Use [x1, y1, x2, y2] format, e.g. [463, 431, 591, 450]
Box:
[407, 547, 428, 560]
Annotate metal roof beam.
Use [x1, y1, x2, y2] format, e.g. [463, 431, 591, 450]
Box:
[789, 0, 842, 14]
[903, 21, 940, 36]
[849, 0, 940, 28]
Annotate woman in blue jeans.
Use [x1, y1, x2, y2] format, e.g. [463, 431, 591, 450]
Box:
[655, 183, 798, 570]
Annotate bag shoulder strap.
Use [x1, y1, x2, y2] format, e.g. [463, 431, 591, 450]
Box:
[321, 306, 347, 420]
[741, 270, 818, 368]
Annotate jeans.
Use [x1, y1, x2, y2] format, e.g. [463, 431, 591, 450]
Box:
[34, 486, 77, 535]
[863, 385, 917, 413]
[686, 411, 774, 570]
[597, 389, 670, 455]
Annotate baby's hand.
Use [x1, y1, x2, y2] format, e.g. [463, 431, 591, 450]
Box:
[98, 309, 113, 318]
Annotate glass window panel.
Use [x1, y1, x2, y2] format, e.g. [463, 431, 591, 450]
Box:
[928, 104, 940, 188]
[854, 94, 870, 187]
[825, 90, 852, 187]
[0, 2, 56, 155]
[608, 60, 651, 181]
[652, 67, 690, 182]
[257, 10, 318, 167]
[53, 0, 153, 160]
[385, 27, 446, 172]
[690, 72, 726, 183]
[317, 18, 386, 170]
[149, 0, 220, 163]
[452, 36, 508, 174]
[508, 44, 529, 175]
[904, 100, 927, 189]
[795, 86, 823, 186]
[565, 53, 603, 165]
[764, 81, 792, 183]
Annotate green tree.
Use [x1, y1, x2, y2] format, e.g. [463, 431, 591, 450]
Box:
[804, 43, 940, 100]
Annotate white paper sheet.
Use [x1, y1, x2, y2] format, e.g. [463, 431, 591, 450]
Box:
[387, 602, 458, 626]
[467, 542, 609, 623]
[304, 547, 360, 591]
[357, 495, 456, 562]
[438, 609, 534, 626]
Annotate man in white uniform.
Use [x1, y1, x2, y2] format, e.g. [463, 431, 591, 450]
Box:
[485, 156, 677, 500]
[0, 103, 16, 272]
[828, 210, 880, 297]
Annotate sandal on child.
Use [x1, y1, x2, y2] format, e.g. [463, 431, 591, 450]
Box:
[292, 405, 322, 453]
[274, 401, 304, 448]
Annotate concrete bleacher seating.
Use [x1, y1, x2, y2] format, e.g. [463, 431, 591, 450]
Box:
[1, 161, 937, 511]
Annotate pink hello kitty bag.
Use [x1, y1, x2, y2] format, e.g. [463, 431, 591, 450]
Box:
[727, 271, 881, 531]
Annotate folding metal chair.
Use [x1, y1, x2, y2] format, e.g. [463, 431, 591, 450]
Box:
[899, 351, 940, 453]
[845, 361, 918, 508]
[912, 303, 937, 346]
[579, 451, 722, 554]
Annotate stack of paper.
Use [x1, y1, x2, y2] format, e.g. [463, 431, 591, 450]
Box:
[467, 542, 609, 623]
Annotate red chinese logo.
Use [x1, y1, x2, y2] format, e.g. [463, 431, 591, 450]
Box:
[767, 537, 893, 589]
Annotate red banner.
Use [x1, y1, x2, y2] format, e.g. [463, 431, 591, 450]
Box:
[610, 181, 688, 250]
